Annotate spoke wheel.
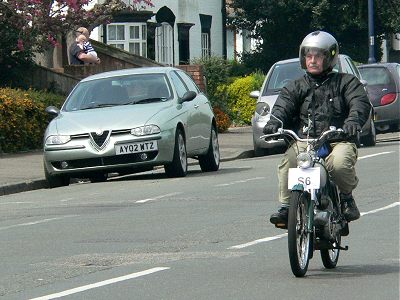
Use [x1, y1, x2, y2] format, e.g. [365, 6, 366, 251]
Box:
[320, 201, 341, 269]
[164, 129, 187, 177]
[320, 234, 341, 269]
[199, 126, 220, 172]
[288, 190, 311, 277]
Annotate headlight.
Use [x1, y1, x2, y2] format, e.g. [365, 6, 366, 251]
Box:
[45, 135, 71, 145]
[297, 152, 312, 169]
[131, 125, 160, 136]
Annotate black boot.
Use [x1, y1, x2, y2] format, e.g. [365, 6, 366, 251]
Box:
[270, 206, 289, 228]
[340, 193, 360, 222]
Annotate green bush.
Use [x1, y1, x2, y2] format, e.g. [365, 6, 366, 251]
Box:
[191, 56, 232, 109]
[215, 72, 265, 125]
[0, 87, 65, 153]
[192, 56, 265, 125]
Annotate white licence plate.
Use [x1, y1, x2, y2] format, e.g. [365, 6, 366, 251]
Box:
[115, 140, 158, 155]
[288, 167, 320, 190]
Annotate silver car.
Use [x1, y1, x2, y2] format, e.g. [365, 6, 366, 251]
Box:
[251, 55, 376, 156]
[43, 67, 220, 188]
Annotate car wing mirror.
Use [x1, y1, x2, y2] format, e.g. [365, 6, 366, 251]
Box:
[262, 103, 284, 128]
[178, 91, 197, 104]
[45, 106, 60, 116]
[250, 90, 260, 99]
[360, 79, 368, 87]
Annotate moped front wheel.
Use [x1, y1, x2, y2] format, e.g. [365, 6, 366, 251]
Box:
[320, 235, 341, 268]
[288, 190, 311, 277]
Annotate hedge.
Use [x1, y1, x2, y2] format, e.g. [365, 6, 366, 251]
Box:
[0, 88, 65, 153]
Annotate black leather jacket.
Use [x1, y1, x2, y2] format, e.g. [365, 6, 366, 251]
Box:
[270, 71, 371, 140]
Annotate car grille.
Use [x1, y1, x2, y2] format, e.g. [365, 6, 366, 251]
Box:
[89, 131, 110, 149]
[51, 152, 158, 170]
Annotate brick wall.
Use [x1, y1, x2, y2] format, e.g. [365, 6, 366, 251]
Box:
[177, 65, 206, 93]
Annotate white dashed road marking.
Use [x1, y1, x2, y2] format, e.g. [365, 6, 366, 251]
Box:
[229, 202, 399, 250]
[215, 177, 265, 187]
[358, 151, 394, 160]
[135, 192, 182, 203]
[29, 267, 170, 300]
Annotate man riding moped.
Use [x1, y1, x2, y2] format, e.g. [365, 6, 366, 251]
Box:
[263, 31, 371, 228]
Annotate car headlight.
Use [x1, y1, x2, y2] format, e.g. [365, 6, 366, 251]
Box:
[45, 135, 71, 145]
[131, 125, 160, 136]
[297, 152, 312, 169]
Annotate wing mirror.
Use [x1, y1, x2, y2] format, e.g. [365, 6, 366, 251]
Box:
[360, 79, 368, 87]
[261, 103, 284, 128]
[250, 90, 260, 99]
[178, 91, 197, 104]
[45, 106, 60, 116]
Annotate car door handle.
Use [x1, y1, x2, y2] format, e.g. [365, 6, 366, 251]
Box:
[194, 104, 199, 109]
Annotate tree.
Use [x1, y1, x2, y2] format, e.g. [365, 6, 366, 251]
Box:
[229, 0, 400, 72]
[0, 0, 153, 85]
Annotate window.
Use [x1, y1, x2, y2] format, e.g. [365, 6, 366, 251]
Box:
[200, 14, 212, 58]
[170, 71, 188, 98]
[201, 33, 210, 58]
[108, 25, 125, 41]
[176, 70, 199, 93]
[107, 23, 147, 57]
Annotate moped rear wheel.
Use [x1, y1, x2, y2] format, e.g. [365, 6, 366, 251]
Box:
[288, 190, 311, 277]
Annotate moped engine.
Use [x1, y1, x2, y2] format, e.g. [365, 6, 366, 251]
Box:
[314, 195, 339, 242]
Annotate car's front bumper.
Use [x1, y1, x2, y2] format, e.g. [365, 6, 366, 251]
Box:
[44, 129, 176, 177]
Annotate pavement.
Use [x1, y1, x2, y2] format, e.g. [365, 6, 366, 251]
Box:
[0, 126, 254, 196]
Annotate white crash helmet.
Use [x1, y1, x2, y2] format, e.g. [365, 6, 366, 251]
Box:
[299, 31, 339, 72]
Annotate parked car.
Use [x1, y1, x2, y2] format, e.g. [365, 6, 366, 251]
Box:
[357, 63, 400, 132]
[43, 67, 220, 188]
[250, 54, 376, 156]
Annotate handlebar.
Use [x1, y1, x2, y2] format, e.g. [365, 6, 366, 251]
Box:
[260, 127, 345, 144]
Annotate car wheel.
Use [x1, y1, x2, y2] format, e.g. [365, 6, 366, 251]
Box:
[44, 166, 70, 188]
[164, 129, 187, 177]
[199, 126, 220, 172]
[89, 172, 108, 183]
[360, 118, 376, 147]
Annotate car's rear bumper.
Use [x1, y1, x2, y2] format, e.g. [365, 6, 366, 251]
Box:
[374, 100, 400, 127]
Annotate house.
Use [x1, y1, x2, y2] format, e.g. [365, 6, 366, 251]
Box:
[92, 0, 228, 66]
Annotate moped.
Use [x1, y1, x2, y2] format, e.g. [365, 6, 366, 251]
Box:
[261, 106, 350, 277]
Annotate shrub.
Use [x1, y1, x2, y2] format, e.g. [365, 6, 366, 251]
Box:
[0, 87, 65, 153]
[217, 72, 265, 125]
[191, 56, 231, 109]
[213, 107, 231, 133]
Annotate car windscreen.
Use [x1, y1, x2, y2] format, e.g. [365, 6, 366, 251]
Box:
[62, 73, 173, 112]
[263, 61, 305, 96]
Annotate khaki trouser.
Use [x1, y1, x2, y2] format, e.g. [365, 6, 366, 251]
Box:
[278, 141, 359, 205]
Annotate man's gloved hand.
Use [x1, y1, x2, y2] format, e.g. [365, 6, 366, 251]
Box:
[263, 122, 279, 134]
[343, 121, 361, 137]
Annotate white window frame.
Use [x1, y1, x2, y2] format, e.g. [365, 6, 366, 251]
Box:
[107, 22, 147, 57]
[155, 22, 174, 66]
[201, 32, 210, 58]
